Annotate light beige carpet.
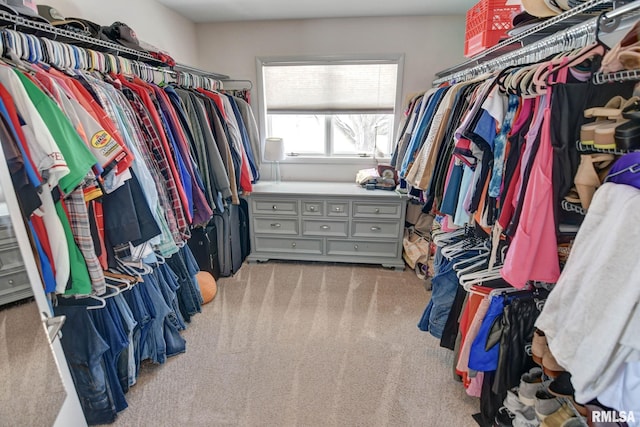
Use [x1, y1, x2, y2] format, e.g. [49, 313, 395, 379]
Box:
[112, 261, 478, 427]
[0, 301, 66, 427]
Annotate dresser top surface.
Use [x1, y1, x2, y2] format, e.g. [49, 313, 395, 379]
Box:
[248, 182, 406, 199]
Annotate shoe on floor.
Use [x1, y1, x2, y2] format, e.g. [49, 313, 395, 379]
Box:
[519, 367, 546, 407]
[513, 405, 540, 427]
[495, 406, 516, 427]
[560, 417, 584, 427]
[506, 388, 527, 413]
[535, 389, 562, 421]
[541, 404, 575, 427]
[548, 373, 587, 416]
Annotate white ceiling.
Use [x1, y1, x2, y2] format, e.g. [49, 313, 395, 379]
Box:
[156, 0, 475, 23]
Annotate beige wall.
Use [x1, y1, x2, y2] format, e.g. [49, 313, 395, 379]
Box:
[37, 0, 198, 64]
[195, 15, 466, 181]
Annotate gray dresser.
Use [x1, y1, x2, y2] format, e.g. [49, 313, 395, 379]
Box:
[0, 209, 31, 306]
[246, 182, 406, 270]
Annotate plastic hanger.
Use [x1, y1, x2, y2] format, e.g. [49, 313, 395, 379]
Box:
[100, 283, 122, 299]
[605, 163, 640, 181]
[105, 275, 133, 291]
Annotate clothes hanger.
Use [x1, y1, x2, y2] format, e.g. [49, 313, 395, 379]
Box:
[100, 283, 122, 299]
[605, 163, 640, 181]
[538, 43, 605, 91]
[85, 294, 107, 310]
[459, 267, 504, 290]
[453, 250, 490, 271]
[106, 276, 133, 292]
[441, 236, 489, 259]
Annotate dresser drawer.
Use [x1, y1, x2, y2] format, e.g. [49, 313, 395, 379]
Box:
[253, 218, 299, 235]
[326, 240, 398, 258]
[302, 201, 324, 216]
[302, 220, 348, 237]
[353, 202, 401, 218]
[252, 199, 298, 215]
[255, 237, 322, 255]
[352, 221, 400, 238]
[327, 201, 349, 217]
[0, 223, 15, 241]
[0, 267, 30, 295]
[0, 243, 23, 271]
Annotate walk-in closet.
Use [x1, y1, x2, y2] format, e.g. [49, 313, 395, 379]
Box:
[0, 0, 638, 426]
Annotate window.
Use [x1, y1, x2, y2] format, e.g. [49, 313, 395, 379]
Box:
[258, 56, 403, 159]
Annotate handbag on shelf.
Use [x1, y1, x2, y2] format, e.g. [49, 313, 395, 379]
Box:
[402, 227, 431, 270]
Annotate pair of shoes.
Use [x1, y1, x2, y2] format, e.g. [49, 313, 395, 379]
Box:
[615, 107, 640, 150]
[519, 367, 548, 406]
[506, 388, 527, 413]
[535, 389, 563, 421]
[548, 372, 587, 417]
[513, 406, 539, 427]
[530, 329, 567, 378]
[580, 96, 626, 145]
[561, 418, 585, 427]
[540, 404, 575, 427]
[601, 20, 640, 73]
[532, 329, 548, 365]
[495, 406, 516, 427]
[572, 154, 616, 211]
[593, 97, 640, 149]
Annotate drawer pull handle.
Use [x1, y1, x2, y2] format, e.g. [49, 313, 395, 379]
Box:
[334, 207, 342, 212]
[374, 208, 380, 214]
[354, 244, 359, 250]
[321, 225, 330, 230]
[272, 205, 278, 210]
[370, 226, 381, 231]
[309, 206, 316, 212]
[271, 223, 281, 228]
[291, 242, 297, 248]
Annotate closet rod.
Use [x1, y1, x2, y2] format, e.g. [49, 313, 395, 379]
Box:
[0, 10, 230, 84]
[434, 0, 614, 80]
[0, 27, 223, 91]
[172, 62, 229, 81]
[220, 79, 254, 90]
[0, 10, 162, 64]
[432, 0, 640, 86]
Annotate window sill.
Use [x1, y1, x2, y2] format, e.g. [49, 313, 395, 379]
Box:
[267, 156, 391, 165]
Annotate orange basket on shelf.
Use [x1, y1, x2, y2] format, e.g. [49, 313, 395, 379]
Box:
[464, 0, 521, 58]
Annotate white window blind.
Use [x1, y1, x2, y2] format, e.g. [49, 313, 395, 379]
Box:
[263, 63, 398, 114]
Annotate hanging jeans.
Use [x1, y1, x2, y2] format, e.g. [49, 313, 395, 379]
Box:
[158, 263, 187, 330]
[418, 248, 477, 339]
[54, 305, 117, 425]
[89, 303, 129, 413]
[166, 247, 202, 322]
[123, 285, 152, 377]
[111, 293, 138, 388]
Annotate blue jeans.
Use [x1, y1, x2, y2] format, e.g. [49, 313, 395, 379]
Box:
[150, 268, 187, 357]
[156, 264, 186, 331]
[418, 248, 478, 339]
[166, 248, 202, 322]
[418, 248, 458, 338]
[111, 293, 138, 387]
[182, 245, 204, 305]
[89, 302, 129, 413]
[54, 304, 117, 425]
[123, 285, 151, 377]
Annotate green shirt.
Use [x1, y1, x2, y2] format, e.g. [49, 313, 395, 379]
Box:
[15, 70, 97, 194]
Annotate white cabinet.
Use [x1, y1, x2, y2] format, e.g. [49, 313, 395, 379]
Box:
[246, 182, 406, 270]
